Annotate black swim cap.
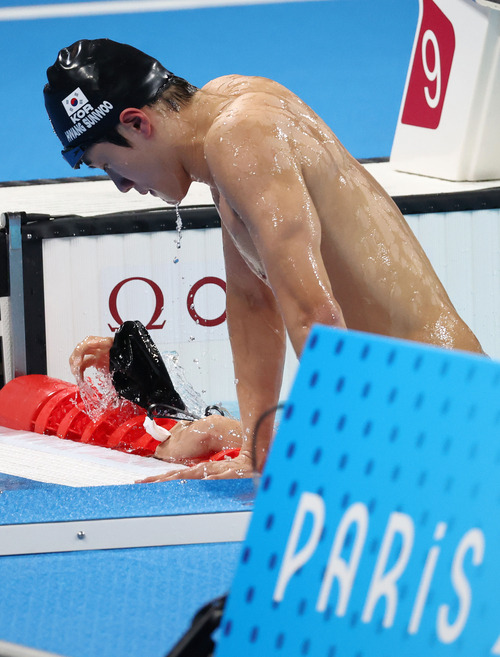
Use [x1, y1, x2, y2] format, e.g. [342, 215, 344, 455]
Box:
[44, 39, 173, 168]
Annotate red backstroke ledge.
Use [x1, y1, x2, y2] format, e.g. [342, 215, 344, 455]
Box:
[0, 374, 238, 463]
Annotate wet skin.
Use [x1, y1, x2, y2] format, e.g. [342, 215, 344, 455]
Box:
[152, 416, 242, 464]
[83, 75, 485, 479]
[201, 76, 483, 354]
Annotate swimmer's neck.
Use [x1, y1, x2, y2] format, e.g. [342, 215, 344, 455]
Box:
[166, 87, 234, 187]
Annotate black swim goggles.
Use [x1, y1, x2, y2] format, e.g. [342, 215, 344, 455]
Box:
[61, 142, 89, 169]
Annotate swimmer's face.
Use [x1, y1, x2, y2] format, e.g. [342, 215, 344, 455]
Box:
[82, 112, 191, 204]
[83, 141, 187, 204]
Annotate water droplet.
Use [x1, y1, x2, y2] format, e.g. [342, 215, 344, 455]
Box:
[174, 203, 183, 249]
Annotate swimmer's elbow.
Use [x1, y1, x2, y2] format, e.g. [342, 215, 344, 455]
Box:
[305, 300, 346, 331]
[288, 302, 346, 355]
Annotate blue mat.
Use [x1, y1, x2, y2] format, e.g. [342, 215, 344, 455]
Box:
[0, 0, 418, 182]
[0, 478, 255, 657]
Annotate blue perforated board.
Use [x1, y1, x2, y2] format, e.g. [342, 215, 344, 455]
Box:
[216, 326, 500, 657]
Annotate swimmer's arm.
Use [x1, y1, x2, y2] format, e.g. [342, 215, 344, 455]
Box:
[223, 224, 286, 471]
[153, 415, 243, 462]
[206, 118, 346, 356]
[139, 239, 284, 481]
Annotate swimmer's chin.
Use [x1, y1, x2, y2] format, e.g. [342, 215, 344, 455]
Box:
[136, 188, 173, 203]
[149, 189, 187, 205]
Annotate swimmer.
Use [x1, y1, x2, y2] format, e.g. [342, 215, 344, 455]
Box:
[70, 335, 243, 469]
[45, 39, 485, 480]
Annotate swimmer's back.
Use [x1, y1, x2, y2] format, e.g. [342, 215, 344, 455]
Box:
[202, 75, 484, 355]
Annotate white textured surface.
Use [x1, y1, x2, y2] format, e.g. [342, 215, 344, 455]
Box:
[0, 179, 212, 217]
[0, 165, 498, 219]
[0, 426, 185, 487]
[0, 297, 13, 382]
[365, 161, 500, 196]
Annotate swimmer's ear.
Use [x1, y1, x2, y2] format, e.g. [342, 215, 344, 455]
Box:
[119, 108, 153, 138]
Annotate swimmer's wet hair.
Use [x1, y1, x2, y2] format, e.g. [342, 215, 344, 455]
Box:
[93, 75, 198, 150]
[158, 75, 198, 112]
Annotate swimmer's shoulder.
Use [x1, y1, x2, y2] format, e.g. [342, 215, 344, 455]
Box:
[202, 74, 290, 99]
[203, 75, 307, 163]
[204, 76, 297, 140]
[202, 78, 289, 184]
[204, 93, 281, 162]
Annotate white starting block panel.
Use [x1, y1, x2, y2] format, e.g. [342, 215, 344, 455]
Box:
[216, 325, 500, 656]
[391, 0, 500, 181]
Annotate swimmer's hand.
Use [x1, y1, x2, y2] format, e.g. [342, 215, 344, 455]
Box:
[137, 451, 253, 482]
[70, 336, 114, 382]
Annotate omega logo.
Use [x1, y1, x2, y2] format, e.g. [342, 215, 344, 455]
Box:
[107, 275, 226, 332]
[186, 276, 226, 327]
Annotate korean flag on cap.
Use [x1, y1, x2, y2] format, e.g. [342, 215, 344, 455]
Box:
[62, 87, 89, 117]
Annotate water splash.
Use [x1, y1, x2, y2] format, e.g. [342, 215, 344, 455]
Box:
[162, 351, 206, 418]
[76, 350, 208, 424]
[77, 368, 123, 422]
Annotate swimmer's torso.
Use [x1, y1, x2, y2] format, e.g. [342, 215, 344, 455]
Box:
[201, 75, 483, 354]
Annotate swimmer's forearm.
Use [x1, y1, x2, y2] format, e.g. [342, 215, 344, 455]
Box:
[154, 416, 243, 462]
[237, 381, 284, 473]
[220, 225, 286, 471]
[227, 290, 286, 472]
